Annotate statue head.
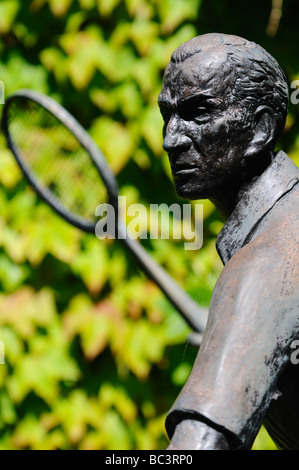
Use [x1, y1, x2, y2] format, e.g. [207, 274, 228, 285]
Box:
[158, 33, 289, 215]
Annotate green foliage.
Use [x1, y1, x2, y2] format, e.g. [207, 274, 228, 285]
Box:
[2, 0, 299, 450]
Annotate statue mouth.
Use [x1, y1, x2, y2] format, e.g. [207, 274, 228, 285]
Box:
[172, 167, 197, 177]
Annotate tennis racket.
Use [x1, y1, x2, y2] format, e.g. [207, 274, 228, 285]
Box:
[2, 89, 207, 338]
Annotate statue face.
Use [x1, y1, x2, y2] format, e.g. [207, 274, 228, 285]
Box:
[158, 50, 253, 200]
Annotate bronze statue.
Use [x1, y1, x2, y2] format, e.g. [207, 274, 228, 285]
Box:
[158, 33, 299, 450]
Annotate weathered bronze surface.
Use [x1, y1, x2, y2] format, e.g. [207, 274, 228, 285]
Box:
[159, 33, 299, 450]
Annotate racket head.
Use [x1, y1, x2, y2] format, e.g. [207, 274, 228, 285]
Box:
[2, 89, 119, 233]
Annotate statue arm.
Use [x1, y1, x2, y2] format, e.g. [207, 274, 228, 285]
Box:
[166, 231, 299, 449]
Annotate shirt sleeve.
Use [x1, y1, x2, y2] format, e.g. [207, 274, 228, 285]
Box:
[165, 218, 299, 449]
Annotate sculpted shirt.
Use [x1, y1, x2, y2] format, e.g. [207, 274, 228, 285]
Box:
[166, 151, 299, 449]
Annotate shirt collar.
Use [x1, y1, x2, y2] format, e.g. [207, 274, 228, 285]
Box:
[216, 151, 299, 265]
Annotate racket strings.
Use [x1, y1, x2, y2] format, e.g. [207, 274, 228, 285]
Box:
[6, 98, 108, 222]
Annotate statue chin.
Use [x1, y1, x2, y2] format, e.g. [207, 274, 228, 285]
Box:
[174, 182, 210, 201]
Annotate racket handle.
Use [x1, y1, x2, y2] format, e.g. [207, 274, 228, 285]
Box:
[118, 222, 208, 334]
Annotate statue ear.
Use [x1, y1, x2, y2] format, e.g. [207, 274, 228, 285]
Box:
[244, 106, 277, 158]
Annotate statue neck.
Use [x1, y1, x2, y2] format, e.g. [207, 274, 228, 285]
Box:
[210, 150, 275, 220]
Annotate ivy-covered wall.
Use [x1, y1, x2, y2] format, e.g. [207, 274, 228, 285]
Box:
[1, 0, 298, 450]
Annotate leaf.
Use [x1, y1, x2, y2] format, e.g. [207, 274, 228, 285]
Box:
[40, 48, 67, 83]
[0, 254, 29, 291]
[113, 319, 165, 379]
[0, 288, 56, 338]
[71, 237, 108, 294]
[63, 294, 120, 359]
[90, 116, 135, 173]
[12, 415, 45, 448]
[0, 1, 20, 34]
[0, 391, 17, 426]
[172, 362, 192, 386]
[0, 326, 24, 367]
[141, 106, 164, 156]
[157, 0, 202, 34]
[80, 312, 111, 359]
[96, 0, 122, 16]
[0, 56, 49, 96]
[7, 342, 80, 404]
[125, 0, 153, 20]
[129, 20, 159, 56]
[0, 148, 23, 188]
[49, 0, 74, 17]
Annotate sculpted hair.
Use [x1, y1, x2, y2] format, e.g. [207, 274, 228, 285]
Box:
[171, 33, 289, 140]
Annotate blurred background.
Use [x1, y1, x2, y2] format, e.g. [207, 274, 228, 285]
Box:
[0, 0, 298, 450]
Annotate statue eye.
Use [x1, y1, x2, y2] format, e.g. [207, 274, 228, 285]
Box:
[194, 108, 210, 124]
[180, 104, 209, 122]
[194, 107, 209, 120]
[162, 111, 171, 124]
[159, 105, 172, 124]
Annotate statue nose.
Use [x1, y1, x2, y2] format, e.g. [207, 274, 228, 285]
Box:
[163, 115, 192, 153]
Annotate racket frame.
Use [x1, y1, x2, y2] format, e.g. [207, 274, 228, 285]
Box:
[2, 89, 119, 233]
[2, 89, 208, 336]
